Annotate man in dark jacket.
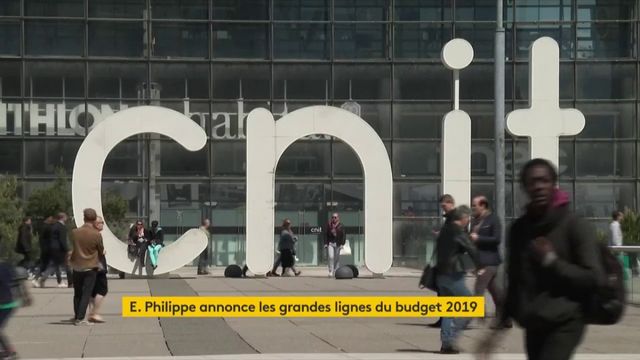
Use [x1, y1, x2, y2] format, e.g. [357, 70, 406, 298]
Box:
[478, 158, 605, 360]
[36, 216, 54, 281]
[15, 217, 32, 271]
[470, 196, 511, 328]
[429, 194, 456, 328]
[435, 205, 478, 354]
[37, 213, 72, 288]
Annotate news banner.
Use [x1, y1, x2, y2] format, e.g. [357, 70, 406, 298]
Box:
[123, 296, 484, 318]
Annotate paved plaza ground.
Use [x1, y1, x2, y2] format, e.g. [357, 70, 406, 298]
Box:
[6, 267, 640, 360]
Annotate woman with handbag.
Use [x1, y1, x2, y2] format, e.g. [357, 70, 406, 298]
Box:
[128, 220, 151, 270]
[324, 213, 346, 277]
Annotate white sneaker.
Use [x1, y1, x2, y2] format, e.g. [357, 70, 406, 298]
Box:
[58, 282, 67, 288]
[74, 320, 93, 326]
[31, 279, 40, 288]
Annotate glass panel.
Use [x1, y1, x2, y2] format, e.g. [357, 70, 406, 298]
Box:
[577, 22, 636, 59]
[104, 140, 144, 177]
[335, 0, 387, 21]
[576, 63, 635, 100]
[394, 182, 440, 216]
[394, 23, 451, 59]
[277, 141, 331, 177]
[152, 23, 208, 59]
[334, 64, 391, 100]
[576, 102, 635, 139]
[516, 23, 574, 59]
[394, 64, 450, 100]
[89, 62, 147, 99]
[465, 102, 513, 139]
[275, 185, 326, 223]
[393, 218, 438, 268]
[274, 0, 330, 20]
[26, 62, 84, 98]
[212, 141, 246, 176]
[331, 102, 391, 138]
[212, 64, 270, 99]
[393, 103, 447, 139]
[89, 21, 144, 57]
[213, 0, 269, 20]
[25, 140, 82, 175]
[515, 62, 573, 100]
[212, 183, 246, 209]
[102, 181, 144, 221]
[213, 23, 269, 59]
[455, 23, 494, 59]
[151, 0, 208, 19]
[576, 142, 635, 177]
[159, 140, 209, 176]
[471, 141, 496, 177]
[157, 182, 209, 243]
[274, 64, 330, 100]
[89, 0, 146, 18]
[150, 63, 209, 99]
[559, 140, 574, 178]
[574, 182, 635, 218]
[333, 141, 363, 177]
[515, 0, 573, 21]
[0, 22, 20, 56]
[395, 0, 451, 21]
[25, 20, 84, 56]
[577, 0, 636, 21]
[0, 61, 21, 97]
[0, 103, 21, 136]
[0, 140, 21, 175]
[393, 141, 439, 177]
[273, 23, 329, 59]
[25, 0, 84, 17]
[0, 0, 19, 16]
[335, 23, 386, 59]
[456, 0, 496, 20]
[460, 64, 494, 100]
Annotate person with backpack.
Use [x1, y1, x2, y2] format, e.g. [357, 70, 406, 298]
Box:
[477, 158, 611, 360]
[0, 262, 32, 359]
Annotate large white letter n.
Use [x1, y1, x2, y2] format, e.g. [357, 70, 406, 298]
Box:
[246, 106, 393, 275]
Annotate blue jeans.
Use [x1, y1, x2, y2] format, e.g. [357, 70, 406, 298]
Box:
[437, 272, 472, 347]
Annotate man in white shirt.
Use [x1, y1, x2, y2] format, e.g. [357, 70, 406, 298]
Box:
[610, 211, 623, 247]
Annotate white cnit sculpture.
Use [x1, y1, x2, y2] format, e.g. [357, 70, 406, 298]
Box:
[72, 106, 208, 276]
[245, 106, 393, 275]
[506, 37, 585, 168]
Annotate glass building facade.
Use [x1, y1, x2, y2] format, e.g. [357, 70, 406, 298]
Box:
[0, 0, 638, 268]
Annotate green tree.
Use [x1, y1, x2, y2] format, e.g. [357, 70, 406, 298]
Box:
[26, 168, 72, 221]
[0, 176, 24, 262]
[620, 207, 640, 246]
[102, 191, 127, 223]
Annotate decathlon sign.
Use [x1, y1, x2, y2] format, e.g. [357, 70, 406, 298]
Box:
[70, 37, 584, 276]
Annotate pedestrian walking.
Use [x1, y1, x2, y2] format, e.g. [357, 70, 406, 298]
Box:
[15, 217, 33, 273]
[36, 213, 72, 288]
[88, 216, 107, 323]
[477, 158, 606, 360]
[434, 205, 478, 354]
[324, 213, 346, 277]
[609, 211, 623, 247]
[69, 208, 104, 326]
[0, 262, 32, 360]
[429, 194, 456, 329]
[470, 196, 511, 328]
[197, 219, 211, 275]
[278, 219, 301, 277]
[35, 216, 54, 282]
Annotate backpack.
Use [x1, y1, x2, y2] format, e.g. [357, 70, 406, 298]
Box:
[582, 242, 626, 325]
[565, 216, 626, 325]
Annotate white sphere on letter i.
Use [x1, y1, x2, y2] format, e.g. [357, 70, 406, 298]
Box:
[441, 39, 474, 70]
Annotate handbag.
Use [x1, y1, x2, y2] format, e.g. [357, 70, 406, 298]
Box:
[419, 246, 438, 291]
[341, 240, 352, 256]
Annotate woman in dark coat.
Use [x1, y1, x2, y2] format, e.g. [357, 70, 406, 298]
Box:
[278, 219, 301, 276]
